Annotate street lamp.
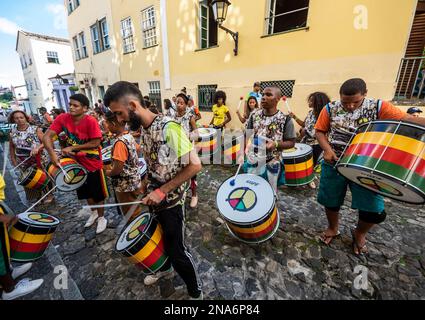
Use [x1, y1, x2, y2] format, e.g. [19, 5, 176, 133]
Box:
[210, 0, 239, 56]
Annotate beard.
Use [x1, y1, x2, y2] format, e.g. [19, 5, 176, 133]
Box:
[128, 110, 143, 131]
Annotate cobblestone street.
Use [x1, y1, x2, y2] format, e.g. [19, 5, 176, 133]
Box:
[2, 154, 425, 300]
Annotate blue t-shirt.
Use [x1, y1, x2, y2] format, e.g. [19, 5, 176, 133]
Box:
[247, 91, 262, 104]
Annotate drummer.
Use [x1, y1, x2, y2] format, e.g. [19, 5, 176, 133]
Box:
[174, 93, 199, 208]
[103, 111, 143, 220]
[315, 78, 425, 255]
[242, 86, 297, 195]
[0, 174, 44, 300]
[42, 94, 109, 235]
[104, 81, 203, 300]
[8, 110, 55, 204]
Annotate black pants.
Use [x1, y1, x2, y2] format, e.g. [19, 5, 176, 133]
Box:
[312, 144, 323, 166]
[156, 204, 202, 298]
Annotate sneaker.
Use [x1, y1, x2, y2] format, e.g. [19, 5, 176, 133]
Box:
[143, 267, 174, 286]
[11, 263, 33, 279]
[309, 181, 316, 189]
[190, 196, 198, 208]
[189, 292, 204, 300]
[84, 211, 99, 228]
[96, 217, 108, 234]
[2, 278, 44, 300]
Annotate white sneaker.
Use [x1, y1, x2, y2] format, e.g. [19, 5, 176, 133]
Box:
[190, 196, 198, 208]
[143, 267, 174, 286]
[2, 278, 44, 300]
[11, 263, 33, 279]
[84, 211, 99, 228]
[309, 181, 316, 189]
[96, 217, 108, 234]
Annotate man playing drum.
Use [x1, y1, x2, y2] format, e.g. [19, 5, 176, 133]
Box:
[104, 82, 203, 300]
[43, 94, 109, 235]
[315, 78, 425, 255]
[243, 87, 297, 195]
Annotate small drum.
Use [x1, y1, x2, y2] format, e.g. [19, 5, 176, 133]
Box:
[18, 167, 50, 190]
[222, 132, 244, 164]
[336, 120, 425, 204]
[47, 158, 87, 192]
[9, 212, 60, 262]
[194, 128, 218, 163]
[102, 146, 112, 165]
[216, 174, 280, 244]
[138, 157, 148, 180]
[281, 143, 315, 186]
[116, 212, 169, 274]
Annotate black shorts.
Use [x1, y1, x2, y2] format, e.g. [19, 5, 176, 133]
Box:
[77, 170, 109, 203]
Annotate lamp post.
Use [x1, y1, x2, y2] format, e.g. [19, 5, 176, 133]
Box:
[210, 0, 239, 56]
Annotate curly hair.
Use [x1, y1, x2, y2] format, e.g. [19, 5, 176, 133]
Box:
[8, 110, 31, 124]
[213, 90, 227, 105]
[308, 92, 331, 118]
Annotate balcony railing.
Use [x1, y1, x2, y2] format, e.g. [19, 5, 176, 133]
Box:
[394, 56, 425, 101]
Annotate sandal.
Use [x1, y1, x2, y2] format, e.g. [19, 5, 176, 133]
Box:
[319, 230, 341, 245]
[351, 228, 369, 256]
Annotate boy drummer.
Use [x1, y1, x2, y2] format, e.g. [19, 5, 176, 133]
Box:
[315, 78, 425, 255]
[104, 81, 203, 300]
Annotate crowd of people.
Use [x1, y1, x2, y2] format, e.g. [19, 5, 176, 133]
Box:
[0, 78, 424, 300]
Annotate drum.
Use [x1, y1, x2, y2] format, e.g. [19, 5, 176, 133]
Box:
[47, 158, 87, 192]
[115, 212, 169, 275]
[216, 174, 280, 244]
[281, 143, 315, 186]
[138, 157, 148, 180]
[9, 212, 60, 262]
[336, 120, 425, 204]
[102, 146, 112, 165]
[222, 132, 244, 164]
[18, 167, 50, 190]
[194, 128, 218, 163]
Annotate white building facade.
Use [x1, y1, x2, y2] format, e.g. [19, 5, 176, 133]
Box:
[49, 73, 76, 112]
[16, 31, 74, 112]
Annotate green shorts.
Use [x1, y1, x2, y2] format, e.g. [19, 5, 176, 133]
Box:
[318, 162, 385, 213]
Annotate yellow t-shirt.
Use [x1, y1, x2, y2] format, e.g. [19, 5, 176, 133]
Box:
[212, 104, 229, 127]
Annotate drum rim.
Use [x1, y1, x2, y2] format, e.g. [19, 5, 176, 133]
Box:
[357, 120, 425, 132]
[281, 143, 313, 159]
[18, 167, 36, 185]
[336, 163, 425, 204]
[216, 174, 276, 224]
[225, 210, 280, 244]
[18, 211, 61, 227]
[115, 212, 153, 252]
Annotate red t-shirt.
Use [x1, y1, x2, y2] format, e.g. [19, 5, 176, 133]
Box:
[50, 113, 103, 172]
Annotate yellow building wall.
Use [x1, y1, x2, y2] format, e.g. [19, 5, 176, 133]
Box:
[163, 0, 417, 130]
[110, 0, 164, 103]
[66, 0, 120, 102]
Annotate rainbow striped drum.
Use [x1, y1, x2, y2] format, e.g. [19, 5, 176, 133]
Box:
[18, 167, 50, 190]
[9, 212, 60, 262]
[47, 158, 87, 192]
[216, 174, 280, 244]
[336, 120, 425, 204]
[101, 146, 112, 165]
[222, 132, 244, 165]
[281, 144, 315, 186]
[194, 128, 218, 163]
[115, 212, 169, 274]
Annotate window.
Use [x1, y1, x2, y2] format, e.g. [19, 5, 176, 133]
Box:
[98, 86, 105, 99]
[29, 80, 33, 91]
[100, 19, 110, 50]
[25, 80, 29, 91]
[265, 0, 310, 35]
[47, 51, 60, 64]
[28, 53, 32, 65]
[199, 0, 218, 49]
[20, 57, 26, 70]
[91, 24, 101, 54]
[121, 17, 135, 53]
[91, 18, 110, 54]
[260, 80, 296, 98]
[68, 0, 80, 14]
[34, 78, 39, 90]
[23, 54, 28, 68]
[141, 7, 158, 48]
[198, 84, 217, 111]
[148, 81, 162, 110]
[79, 32, 88, 58]
[73, 36, 81, 60]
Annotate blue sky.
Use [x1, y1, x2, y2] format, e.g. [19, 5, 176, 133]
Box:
[0, 0, 68, 88]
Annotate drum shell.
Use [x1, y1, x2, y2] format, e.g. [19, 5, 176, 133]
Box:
[18, 168, 50, 190]
[47, 158, 87, 192]
[282, 153, 315, 186]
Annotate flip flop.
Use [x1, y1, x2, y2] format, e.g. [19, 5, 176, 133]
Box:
[351, 228, 369, 256]
[319, 230, 341, 245]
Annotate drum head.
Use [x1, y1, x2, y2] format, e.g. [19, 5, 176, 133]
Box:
[281, 143, 312, 159]
[19, 212, 60, 228]
[116, 212, 151, 252]
[337, 165, 425, 204]
[216, 174, 275, 224]
[138, 157, 147, 177]
[18, 167, 35, 185]
[54, 164, 87, 192]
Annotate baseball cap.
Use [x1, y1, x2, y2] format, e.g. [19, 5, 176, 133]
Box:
[407, 107, 423, 114]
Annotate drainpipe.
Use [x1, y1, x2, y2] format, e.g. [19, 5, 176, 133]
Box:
[160, 0, 171, 90]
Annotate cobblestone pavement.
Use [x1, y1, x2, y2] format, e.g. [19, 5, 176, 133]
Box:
[3, 157, 425, 300]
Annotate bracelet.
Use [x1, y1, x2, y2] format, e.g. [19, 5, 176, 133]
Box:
[154, 188, 167, 201]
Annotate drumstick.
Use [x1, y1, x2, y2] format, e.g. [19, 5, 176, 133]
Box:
[58, 164, 72, 182]
[237, 97, 244, 112]
[282, 96, 292, 113]
[19, 185, 58, 216]
[12, 156, 32, 172]
[83, 201, 148, 210]
[230, 163, 243, 186]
